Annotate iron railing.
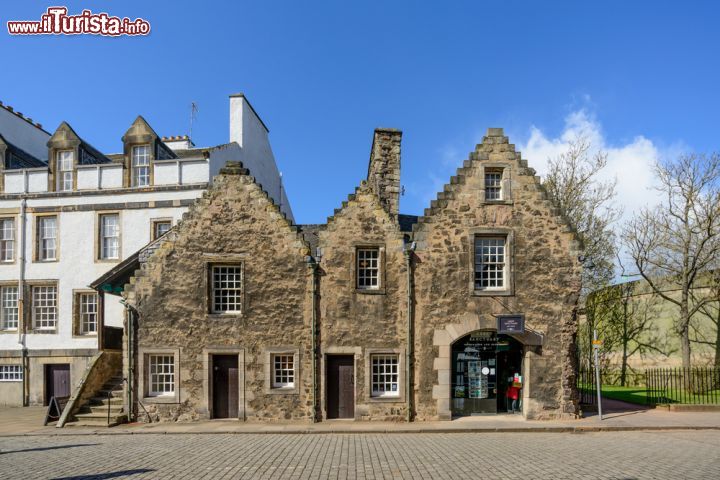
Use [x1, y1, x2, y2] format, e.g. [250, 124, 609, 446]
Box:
[646, 367, 720, 405]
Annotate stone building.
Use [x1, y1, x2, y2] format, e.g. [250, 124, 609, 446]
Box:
[0, 94, 289, 414]
[93, 127, 582, 423]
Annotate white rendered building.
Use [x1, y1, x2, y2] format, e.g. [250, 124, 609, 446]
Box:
[0, 94, 291, 406]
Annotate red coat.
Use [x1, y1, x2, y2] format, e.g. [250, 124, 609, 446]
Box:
[506, 386, 520, 400]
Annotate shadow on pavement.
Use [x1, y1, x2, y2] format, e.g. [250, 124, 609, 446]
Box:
[51, 469, 155, 480]
[0, 443, 99, 454]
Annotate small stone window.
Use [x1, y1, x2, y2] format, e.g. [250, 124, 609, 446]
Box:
[272, 354, 295, 389]
[0, 218, 15, 262]
[32, 285, 57, 331]
[151, 219, 172, 240]
[131, 145, 151, 187]
[474, 236, 506, 290]
[148, 354, 175, 396]
[484, 169, 503, 201]
[56, 150, 74, 191]
[0, 286, 19, 331]
[75, 292, 98, 335]
[357, 247, 380, 290]
[0, 365, 22, 382]
[210, 265, 243, 314]
[371, 354, 399, 398]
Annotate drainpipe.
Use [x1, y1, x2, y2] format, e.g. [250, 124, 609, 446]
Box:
[404, 242, 416, 422]
[307, 254, 319, 423]
[18, 194, 27, 406]
[120, 300, 136, 422]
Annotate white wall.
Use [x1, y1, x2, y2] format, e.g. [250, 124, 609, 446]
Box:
[0, 106, 50, 162]
[0, 189, 204, 352]
[224, 95, 294, 221]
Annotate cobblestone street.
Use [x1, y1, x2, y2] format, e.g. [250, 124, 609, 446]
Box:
[1, 430, 719, 479]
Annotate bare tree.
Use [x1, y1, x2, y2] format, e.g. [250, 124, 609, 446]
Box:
[623, 153, 720, 370]
[589, 280, 672, 386]
[543, 135, 620, 296]
[689, 269, 720, 368]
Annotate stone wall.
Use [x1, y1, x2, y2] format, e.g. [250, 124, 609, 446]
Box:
[318, 183, 409, 420]
[411, 129, 582, 420]
[124, 162, 313, 422]
[367, 129, 402, 219]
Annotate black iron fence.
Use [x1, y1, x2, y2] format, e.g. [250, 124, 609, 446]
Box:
[646, 367, 720, 405]
[578, 366, 720, 406]
[577, 364, 596, 405]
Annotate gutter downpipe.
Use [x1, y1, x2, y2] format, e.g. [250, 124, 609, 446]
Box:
[308, 256, 319, 423]
[18, 172, 28, 406]
[405, 243, 416, 422]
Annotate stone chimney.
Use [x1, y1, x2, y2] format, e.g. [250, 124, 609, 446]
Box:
[367, 128, 402, 218]
[162, 135, 195, 151]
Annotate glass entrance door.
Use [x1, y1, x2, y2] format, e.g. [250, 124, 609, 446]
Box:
[451, 331, 524, 416]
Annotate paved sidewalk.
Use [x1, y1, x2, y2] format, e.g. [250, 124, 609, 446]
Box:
[2, 401, 720, 436]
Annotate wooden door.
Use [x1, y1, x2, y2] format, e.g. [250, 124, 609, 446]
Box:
[327, 355, 354, 419]
[212, 355, 239, 419]
[45, 364, 70, 405]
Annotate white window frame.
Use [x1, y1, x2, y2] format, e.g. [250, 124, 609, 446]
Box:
[356, 247, 380, 290]
[148, 354, 175, 396]
[77, 292, 98, 335]
[474, 236, 506, 290]
[37, 216, 57, 261]
[99, 213, 120, 260]
[272, 354, 295, 389]
[210, 264, 243, 314]
[56, 150, 74, 191]
[0, 218, 14, 262]
[371, 354, 400, 398]
[131, 145, 151, 187]
[32, 285, 57, 331]
[0, 365, 23, 382]
[0, 286, 19, 331]
[484, 169, 503, 201]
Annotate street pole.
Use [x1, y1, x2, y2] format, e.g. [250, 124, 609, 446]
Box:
[593, 329, 603, 420]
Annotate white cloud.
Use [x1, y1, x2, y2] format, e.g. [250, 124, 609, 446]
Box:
[519, 109, 664, 224]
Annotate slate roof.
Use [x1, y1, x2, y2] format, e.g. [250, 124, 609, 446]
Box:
[398, 214, 419, 233]
[0, 133, 46, 169]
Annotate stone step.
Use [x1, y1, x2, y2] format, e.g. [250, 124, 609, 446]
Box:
[88, 396, 123, 406]
[88, 405, 123, 415]
[97, 388, 124, 398]
[72, 412, 126, 427]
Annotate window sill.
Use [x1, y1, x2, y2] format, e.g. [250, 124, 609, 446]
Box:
[355, 288, 386, 295]
[482, 199, 513, 206]
[30, 329, 57, 334]
[34, 259, 59, 263]
[472, 289, 514, 297]
[368, 395, 403, 403]
[96, 258, 121, 263]
[0, 329, 19, 334]
[208, 312, 244, 320]
[265, 386, 299, 395]
[143, 395, 179, 404]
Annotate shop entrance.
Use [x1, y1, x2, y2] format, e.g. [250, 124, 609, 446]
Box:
[451, 331, 523, 416]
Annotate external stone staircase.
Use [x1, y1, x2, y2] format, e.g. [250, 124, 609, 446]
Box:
[67, 375, 126, 427]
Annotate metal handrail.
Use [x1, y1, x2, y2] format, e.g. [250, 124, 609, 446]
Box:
[123, 377, 152, 423]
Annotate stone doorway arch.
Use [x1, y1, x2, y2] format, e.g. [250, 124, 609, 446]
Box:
[432, 315, 543, 420]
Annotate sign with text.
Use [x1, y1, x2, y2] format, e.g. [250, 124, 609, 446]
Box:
[497, 315, 525, 334]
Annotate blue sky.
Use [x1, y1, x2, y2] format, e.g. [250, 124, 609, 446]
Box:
[1, 1, 719, 224]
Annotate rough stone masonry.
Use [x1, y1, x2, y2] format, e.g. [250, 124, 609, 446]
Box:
[116, 127, 582, 422]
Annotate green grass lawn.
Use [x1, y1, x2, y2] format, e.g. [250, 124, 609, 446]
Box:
[580, 384, 720, 405]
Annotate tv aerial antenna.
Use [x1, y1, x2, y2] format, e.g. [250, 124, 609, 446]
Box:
[189, 102, 199, 141]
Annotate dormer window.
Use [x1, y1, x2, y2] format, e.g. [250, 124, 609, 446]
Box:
[131, 145, 150, 187]
[56, 150, 74, 191]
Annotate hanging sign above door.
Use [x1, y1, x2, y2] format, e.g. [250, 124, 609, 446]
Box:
[497, 314, 525, 334]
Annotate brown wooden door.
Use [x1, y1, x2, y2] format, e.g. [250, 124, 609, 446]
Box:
[45, 364, 70, 405]
[212, 355, 239, 419]
[327, 355, 354, 419]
